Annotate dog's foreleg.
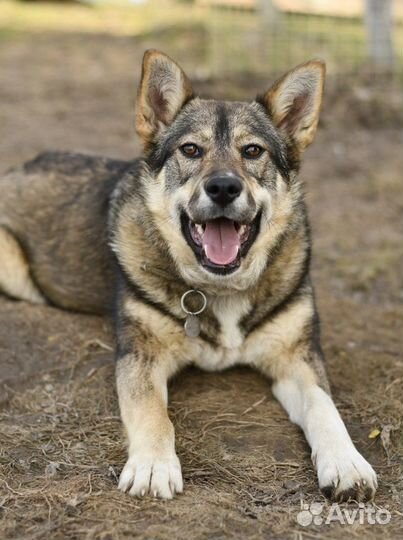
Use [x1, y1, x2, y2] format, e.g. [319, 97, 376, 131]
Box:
[269, 354, 377, 501]
[0, 226, 45, 304]
[116, 339, 183, 499]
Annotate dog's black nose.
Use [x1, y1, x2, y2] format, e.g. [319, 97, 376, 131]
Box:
[205, 175, 243, 206]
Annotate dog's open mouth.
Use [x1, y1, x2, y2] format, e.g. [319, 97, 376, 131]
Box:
[181, 213, 261, 274]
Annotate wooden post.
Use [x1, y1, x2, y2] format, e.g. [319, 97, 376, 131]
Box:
[365, 0, 395, 69]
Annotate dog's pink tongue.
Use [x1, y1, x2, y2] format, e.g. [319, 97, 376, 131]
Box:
[202, 219, 240, 265]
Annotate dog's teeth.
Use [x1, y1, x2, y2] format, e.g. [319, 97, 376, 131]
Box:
[238, 225, 246, 236]
[195, 224, 204, 236]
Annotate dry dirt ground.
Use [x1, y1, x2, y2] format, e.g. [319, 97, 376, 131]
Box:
[0, 31, 402, 540]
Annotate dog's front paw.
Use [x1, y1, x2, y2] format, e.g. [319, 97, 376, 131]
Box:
[118, 452, 183, 499]
[315, 445, 377, 502]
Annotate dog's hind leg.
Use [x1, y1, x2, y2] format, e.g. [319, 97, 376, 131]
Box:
[0, 226, 46, 304]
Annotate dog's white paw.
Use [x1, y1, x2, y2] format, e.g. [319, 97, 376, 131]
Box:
[118, 452, 183, 499]
[315, 445, 377, 502]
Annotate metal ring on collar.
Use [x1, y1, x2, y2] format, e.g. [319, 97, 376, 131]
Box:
[180, 289, 207, 316]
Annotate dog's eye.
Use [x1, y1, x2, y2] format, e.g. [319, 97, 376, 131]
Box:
[180, 143, 202, 158]
[242, 145, 264, 159]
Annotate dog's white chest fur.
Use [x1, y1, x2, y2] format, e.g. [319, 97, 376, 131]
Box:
[193, 295, 251, 371]
[213, 295, 251, 348]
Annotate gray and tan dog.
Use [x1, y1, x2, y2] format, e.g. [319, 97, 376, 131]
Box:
[0, 50, 377, 501]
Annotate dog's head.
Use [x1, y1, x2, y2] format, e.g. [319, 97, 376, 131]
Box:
[136, 50, 325, 290]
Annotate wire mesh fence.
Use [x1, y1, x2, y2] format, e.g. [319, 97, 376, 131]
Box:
[201, 0, 403, 82]
[2, 1, 402, 84]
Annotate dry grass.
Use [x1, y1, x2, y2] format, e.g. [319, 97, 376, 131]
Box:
[1, 297, 402, 539]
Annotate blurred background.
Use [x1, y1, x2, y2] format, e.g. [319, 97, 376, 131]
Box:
[1, 0, 402, 77]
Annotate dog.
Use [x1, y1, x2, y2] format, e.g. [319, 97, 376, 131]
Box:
[0, 50, 377, 501]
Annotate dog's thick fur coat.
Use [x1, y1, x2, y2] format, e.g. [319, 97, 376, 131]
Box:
[0, 50, 377, 501]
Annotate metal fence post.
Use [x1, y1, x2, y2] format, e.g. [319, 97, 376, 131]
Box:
[365, 0, 395, 70]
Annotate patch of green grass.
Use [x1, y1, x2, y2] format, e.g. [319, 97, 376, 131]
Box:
[0, 25, 23, 40]
[0, 0, 206, 36]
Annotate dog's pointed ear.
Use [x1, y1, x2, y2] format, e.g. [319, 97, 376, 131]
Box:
[136, 50, 193, 148]
[261, 60, 325, 152]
